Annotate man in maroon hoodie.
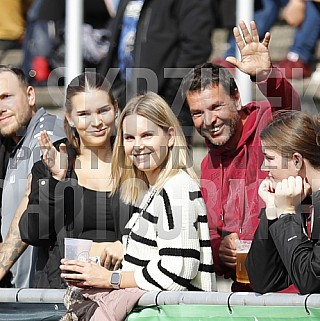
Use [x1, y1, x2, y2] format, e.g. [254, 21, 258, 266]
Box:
[182, 20, 301, 290]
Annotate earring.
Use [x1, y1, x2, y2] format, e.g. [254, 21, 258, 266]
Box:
[69, 122, 75, 127]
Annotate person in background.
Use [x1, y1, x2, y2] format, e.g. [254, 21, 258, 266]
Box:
[0, 0, 32, 51]
[0, 65, 65, 287]
[212, 0, 264, 71]
[21, 0, 114, 86]
[247, 111, 320, 294]
[21, 0, 65, 86]
[99, 0, 214, 144]
[181, 20, 301, 291]
[214, 0, 320, 79]
[277, 0, 320, 79]
[59, 92, 215, 319]
[18, 72, 131, 288]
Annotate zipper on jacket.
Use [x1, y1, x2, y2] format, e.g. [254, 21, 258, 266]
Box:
[219, 161, 224, 223]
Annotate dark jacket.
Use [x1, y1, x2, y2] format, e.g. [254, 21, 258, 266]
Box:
[99, 0, 214, 110]
[246, 190, 320, 294]
[19, 140, 131, 288]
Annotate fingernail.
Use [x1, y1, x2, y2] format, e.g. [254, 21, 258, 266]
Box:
[305, 177, 309, 184]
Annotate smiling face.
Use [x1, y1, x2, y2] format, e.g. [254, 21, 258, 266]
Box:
[122, 114, 174, 185]
[187, 85, 241, 147]
[0, 71, 35, 139]
[261, 142, 298, 186]
[67, 89, 117, 149]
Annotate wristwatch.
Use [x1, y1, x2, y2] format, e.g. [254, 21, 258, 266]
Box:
[110, 271, 122, 289]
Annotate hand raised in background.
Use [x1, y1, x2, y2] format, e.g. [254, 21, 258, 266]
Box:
[282, 0, 306, 27]
[226, 20, 272, 81]
[38, 130, 68, 181]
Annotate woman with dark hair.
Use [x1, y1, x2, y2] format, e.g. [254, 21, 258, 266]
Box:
[246, 111, 320, 294]
[19, 72, 130, 288]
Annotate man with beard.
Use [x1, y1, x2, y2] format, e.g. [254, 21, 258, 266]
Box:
[0, 65, 65, 287]
[182, 20, 301, 291]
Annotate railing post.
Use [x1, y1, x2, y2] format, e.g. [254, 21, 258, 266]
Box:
[236, 0, 254, 105]
[65, 0, 83, 87]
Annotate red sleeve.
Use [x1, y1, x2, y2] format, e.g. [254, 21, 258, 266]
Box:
[255, 67, 301, 113]
[211, 237, 235, 278]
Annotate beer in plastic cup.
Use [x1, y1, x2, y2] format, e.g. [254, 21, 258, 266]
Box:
[235, 240, 252, 284]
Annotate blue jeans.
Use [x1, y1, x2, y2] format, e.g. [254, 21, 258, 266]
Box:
[224, 0, 320, 64]
[21, 20, 57, 80]
[21, 0, 56, 79]
[224, 0, 284, 58]
[290, 1, 320, 63]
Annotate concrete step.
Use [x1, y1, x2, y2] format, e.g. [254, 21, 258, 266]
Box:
[34, 86, 65, 117]
[0, 49, 23, 66]
[2, 24, 319, 66]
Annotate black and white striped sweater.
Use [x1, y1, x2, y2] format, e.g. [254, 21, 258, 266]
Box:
[122, 171, 216, 292]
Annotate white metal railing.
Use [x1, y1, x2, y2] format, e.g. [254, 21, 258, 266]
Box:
[1, 288, 320, 308]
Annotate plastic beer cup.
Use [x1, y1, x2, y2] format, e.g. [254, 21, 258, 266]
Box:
[235, 240, 252, 284]
[64, 238, 92, 261]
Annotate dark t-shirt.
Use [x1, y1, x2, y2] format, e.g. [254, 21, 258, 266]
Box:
[73, 188, 116, 241]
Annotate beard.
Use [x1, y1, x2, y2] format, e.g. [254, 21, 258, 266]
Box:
[0, 109, 32, 138]
[204, 112, 240, 146]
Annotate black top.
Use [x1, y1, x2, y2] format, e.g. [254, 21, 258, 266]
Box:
[80, 189, 115, 241]
[246, 190, 320, 294]
[19, 140, 131, 288]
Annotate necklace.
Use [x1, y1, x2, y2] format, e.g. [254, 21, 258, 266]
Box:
[125, 189, 157, 251]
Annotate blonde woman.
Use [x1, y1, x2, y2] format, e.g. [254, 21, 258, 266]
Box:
[61, 92, 216, 292]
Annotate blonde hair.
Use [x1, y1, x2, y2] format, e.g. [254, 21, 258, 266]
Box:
[111, 92, 197, 204]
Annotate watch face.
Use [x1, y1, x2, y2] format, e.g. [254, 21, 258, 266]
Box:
[111, 272, 121, 286]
